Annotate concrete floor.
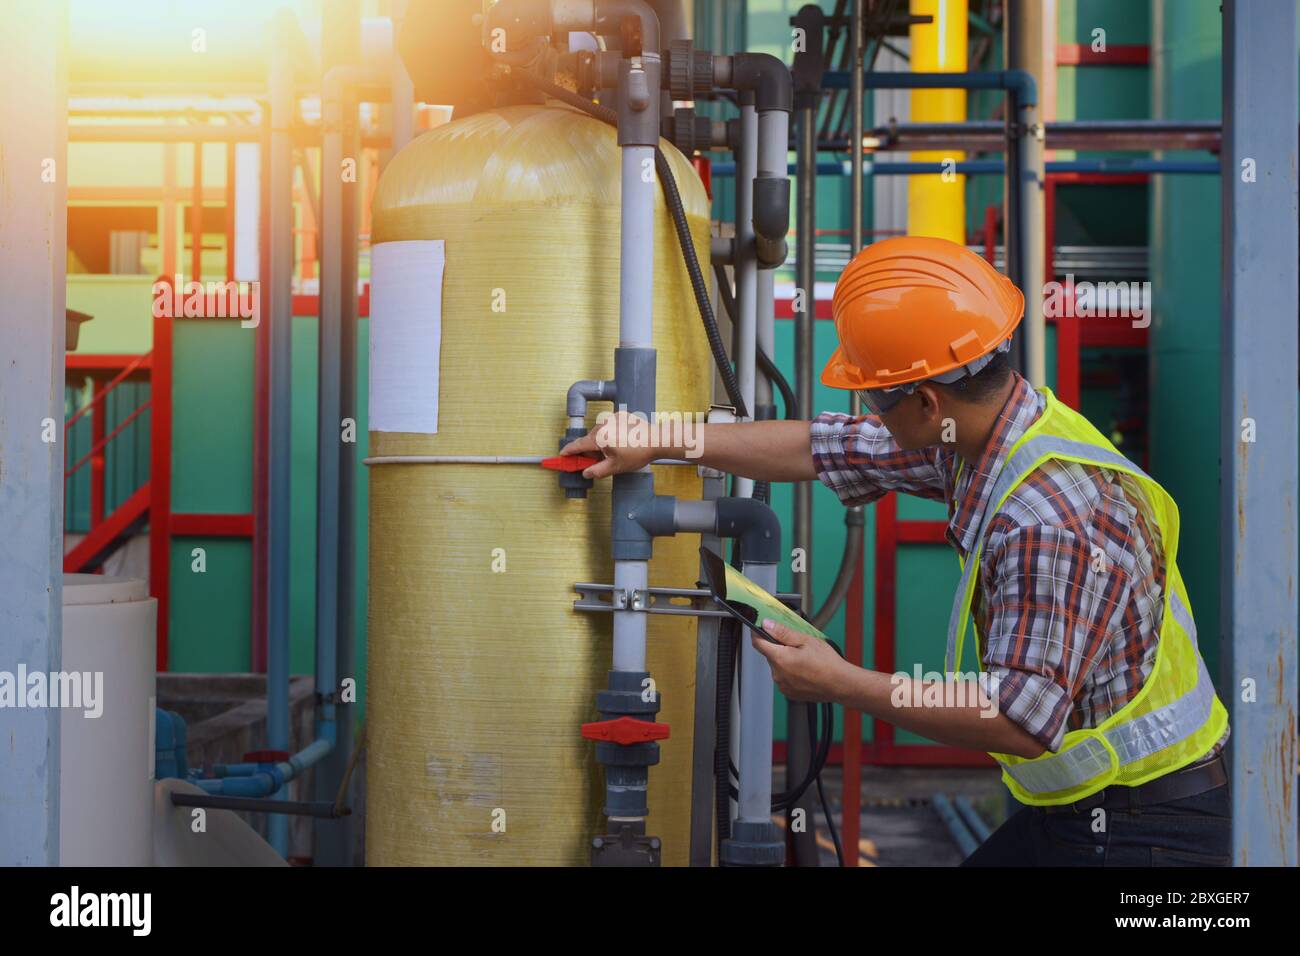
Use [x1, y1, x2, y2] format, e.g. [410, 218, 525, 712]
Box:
[775, 765, 1009, 867]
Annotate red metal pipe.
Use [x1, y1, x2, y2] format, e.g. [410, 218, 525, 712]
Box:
[150, 280, 174, 672]
[842, 537, 866, 867]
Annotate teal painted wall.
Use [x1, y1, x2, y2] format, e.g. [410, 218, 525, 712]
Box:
[1149, 0, 1223, 681]
[66, 314, 371, 717]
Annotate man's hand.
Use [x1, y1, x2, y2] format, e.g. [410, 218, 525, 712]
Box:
[559, 410, 662, 480]
[750, 619, 851, 703]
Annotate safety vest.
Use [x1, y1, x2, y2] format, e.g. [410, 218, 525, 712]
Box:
[947, 387, 1229, 806]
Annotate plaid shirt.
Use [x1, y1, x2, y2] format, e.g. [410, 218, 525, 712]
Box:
[810, 373, 1226, 757]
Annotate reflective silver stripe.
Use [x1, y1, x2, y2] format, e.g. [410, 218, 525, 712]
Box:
[1168, 585, 1198, 648]
[1001, 642, 1216, 795]
[945, 435, 1150, 671]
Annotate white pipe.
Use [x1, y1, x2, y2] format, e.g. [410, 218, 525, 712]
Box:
[612, 560, 649, 671]
[734, 104, 759, 498]
[619, 145, 657, 347]
[737, 561, 778, 822]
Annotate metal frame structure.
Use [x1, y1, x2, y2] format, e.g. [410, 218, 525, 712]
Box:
[1220, 0, 1297, 868]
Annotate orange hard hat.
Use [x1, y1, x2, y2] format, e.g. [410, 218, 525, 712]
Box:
[820, 235, 1025, 391]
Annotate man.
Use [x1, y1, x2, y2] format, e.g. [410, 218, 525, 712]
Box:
[562, 235, 1230, 867]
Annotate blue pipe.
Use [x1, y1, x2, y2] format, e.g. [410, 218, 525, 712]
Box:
[952, 795, 993, 843]
[931, 793, 980, 858]
[196, 730, 336, 798]
[710, 159, 1220, 177]
[821, 69, 1038, 106]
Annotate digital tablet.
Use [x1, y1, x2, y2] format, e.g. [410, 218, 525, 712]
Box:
[699, 546, 832, 644]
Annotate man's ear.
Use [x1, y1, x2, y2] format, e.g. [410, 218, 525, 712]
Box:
[915, 382, 945, 422]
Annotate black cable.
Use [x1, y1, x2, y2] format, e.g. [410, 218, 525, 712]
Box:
[816, 761, 845, 866]
[757, 350, 799, 421]
[509, 70, 750, 419]
[714, 617, 738, 849]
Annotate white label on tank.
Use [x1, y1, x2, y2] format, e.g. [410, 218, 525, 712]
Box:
[369, 239, 446, 433]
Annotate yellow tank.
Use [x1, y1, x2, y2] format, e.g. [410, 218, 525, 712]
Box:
[366, 103, 714, 865]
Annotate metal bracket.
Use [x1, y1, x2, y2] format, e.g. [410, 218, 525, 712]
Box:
[574, 583, 802, 619]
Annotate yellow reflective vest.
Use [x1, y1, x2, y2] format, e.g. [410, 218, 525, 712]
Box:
[947, 388, 1229, 806]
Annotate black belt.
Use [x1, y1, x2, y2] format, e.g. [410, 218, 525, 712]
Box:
[1041, 753, 1228, 814]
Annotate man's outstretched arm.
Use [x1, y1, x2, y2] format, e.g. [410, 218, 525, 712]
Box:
[560, 412, 819, 482]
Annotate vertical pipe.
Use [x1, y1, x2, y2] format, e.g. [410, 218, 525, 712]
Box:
[611, 142, 657, 677]
[618, 145, 657, 350]
[736, 561, 778, 822]
[754, 109, 787, 423]
[794, 104, 816, 602]
[907, 0, 967, 243]
[0, 0, 65, 865]
[689, 477, 726, 866]
[225, 142, 236, 284]
[315, 66, 346, 816]
[150, 287, 174, 672]
[733, 102, 758, 499]
[252, 116, 271, 674]
[332, 68, 360, 868]
[842, 0, 865, 867]
[266, 9, 297, 856]
[1221, 0, 1298, 868]
[1005, 0, 1045, 384]
[191, 140, 203, 282]
[389, 14, 414, 161]
[316, 0, 361, 867]
[163, 145, 177, 278]
[789, 100, 821, 868]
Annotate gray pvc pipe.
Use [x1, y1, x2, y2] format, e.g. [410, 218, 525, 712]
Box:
[737, 561, 779, 823]
[619, 145, 656, 348]
[757, 109, 788, 179]
[266, 20, 296, 857]
[315, 63, 361, 768]
[734, 104, 759, 498]
[612, 559, 649, 671]
[756, 260, 775, 417]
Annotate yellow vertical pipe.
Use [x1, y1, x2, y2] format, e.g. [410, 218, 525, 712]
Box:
[907, 0, 967, 242]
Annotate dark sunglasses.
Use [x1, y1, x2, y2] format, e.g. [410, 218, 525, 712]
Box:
[855, 386, 914, 416]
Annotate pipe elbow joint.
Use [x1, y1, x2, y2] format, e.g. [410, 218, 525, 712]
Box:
[715, 497, 782, 564]
[731, 52, 793, 112]
[1003, 69, 1038, 108]
[753, 176, 791, 267]
[595, 0, 661, 52]
[632, 494, 678, 538]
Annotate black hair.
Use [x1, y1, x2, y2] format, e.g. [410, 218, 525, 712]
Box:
[933, 350, 1013, 405]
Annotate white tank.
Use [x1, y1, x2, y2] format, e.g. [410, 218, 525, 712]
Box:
[60, 573, 156, 866]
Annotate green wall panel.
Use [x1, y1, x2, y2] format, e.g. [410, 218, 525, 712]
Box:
[1149, 0, 1223, 681]
[168, 537, 253, 673]
[172, 320, 254, 513]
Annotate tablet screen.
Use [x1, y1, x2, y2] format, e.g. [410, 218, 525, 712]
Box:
[699, 546, 831, 643]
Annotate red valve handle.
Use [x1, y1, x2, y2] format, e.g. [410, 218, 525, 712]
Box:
[540, 455, 600, 473]
[581, 716, 671, 745]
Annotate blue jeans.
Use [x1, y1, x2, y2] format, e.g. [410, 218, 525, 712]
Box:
[960, 784, 1231, 867]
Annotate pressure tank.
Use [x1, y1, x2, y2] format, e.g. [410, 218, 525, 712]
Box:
[366, 103, 714, 865]
[60, 573, 156, 866]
